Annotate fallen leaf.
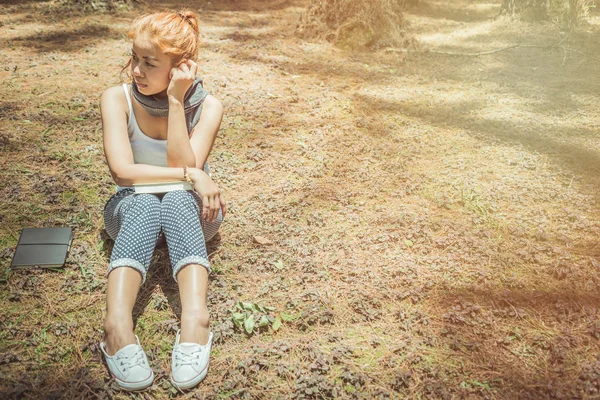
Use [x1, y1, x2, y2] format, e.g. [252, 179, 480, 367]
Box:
[253, 236, 273, 245]
[272, 317, 282, 331]
[244, 315, 255, 334]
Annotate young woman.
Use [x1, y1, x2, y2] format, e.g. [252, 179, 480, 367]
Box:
[99, 10, 225, 391]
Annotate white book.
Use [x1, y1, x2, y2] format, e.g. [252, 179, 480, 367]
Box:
[133, 181, 193, 194]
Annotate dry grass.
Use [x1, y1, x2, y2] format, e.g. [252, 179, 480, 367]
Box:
[501, 0, 594, 28]
[297, 0, 412, 49]
[2, 0, 600, 398]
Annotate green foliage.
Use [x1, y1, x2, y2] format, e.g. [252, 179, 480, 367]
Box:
[230, 301, 281, 336]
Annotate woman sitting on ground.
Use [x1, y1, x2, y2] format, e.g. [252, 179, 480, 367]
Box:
[99, 10, 226, 391]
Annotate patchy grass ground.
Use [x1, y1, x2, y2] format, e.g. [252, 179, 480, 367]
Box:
[2, 0, 600, 398]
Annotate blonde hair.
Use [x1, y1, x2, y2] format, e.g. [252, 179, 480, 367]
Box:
[121, 10, 200, 80]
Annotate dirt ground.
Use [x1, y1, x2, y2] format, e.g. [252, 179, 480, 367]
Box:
[2, 0, 600, 398]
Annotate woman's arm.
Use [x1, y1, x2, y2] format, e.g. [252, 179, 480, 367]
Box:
[188, 95, 223, 168]
[166, 94, 223, 169]
[166, 95, 196, 167]
[101, 86, 187, 186]
[186, 95, 225, 222]
[166, 61, 223, 169]
[166, 60, 196, 167]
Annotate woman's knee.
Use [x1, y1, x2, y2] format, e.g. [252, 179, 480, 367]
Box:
[132, 193, 161, 210]
[161, 190, 198, 213]
[120, 194, 161, 223]
[162, 190, 195, 205]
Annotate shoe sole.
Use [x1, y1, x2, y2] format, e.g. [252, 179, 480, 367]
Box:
[114, 370, 155, 392]
[170, 370, 208, 390]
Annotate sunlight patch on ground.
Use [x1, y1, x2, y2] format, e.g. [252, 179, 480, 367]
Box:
[587, 15, 600, 27]
[419, 19, 507, 47]
[426, 0, 501, 14]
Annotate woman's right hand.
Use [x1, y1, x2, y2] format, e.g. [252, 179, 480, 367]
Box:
[189, 168, 226, 222]
[167, 60, 198, 103]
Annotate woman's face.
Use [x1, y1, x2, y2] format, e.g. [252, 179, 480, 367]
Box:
[131, 32, 173, 98]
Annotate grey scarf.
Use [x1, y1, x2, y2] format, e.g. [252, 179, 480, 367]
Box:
[131, 78, 209, 133]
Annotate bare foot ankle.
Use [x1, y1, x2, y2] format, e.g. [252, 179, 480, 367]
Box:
[104, 332, 137, 355]
[180, 308, 210, 344]
[104, 318, 136, 355]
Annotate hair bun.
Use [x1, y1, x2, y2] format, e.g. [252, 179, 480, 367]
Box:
[177, 10, 199, 33]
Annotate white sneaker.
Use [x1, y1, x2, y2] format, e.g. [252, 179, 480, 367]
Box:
[170, 330, 213, 390]
[100, 336, 154, 391]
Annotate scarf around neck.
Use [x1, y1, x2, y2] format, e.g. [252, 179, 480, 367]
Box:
[131, 77, 209, 133]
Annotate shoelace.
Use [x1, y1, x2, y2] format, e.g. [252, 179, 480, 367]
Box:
[116, 348, 145, 370]
[173, 346, 203, 368]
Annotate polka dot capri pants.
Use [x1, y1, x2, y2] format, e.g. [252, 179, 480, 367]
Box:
[103, 189, 222, 284]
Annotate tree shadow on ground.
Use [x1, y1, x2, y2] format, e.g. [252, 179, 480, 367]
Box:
[0, 364, 113, 399]
[0, 101, 24, 120]
[2, 24, 123, 53]
[0, 0, 51, 4]
[436, 285, 600, 315]
[221, 28, 289, 43]
[0, 1, 118, 27]
[353, 92, 600, 191]
[158, 0, 306, 12]
[427, 284, 600, 398]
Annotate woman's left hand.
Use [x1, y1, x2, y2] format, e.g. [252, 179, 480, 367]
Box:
[167, 60, 198, 102]
[189, 168, 226, 222]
